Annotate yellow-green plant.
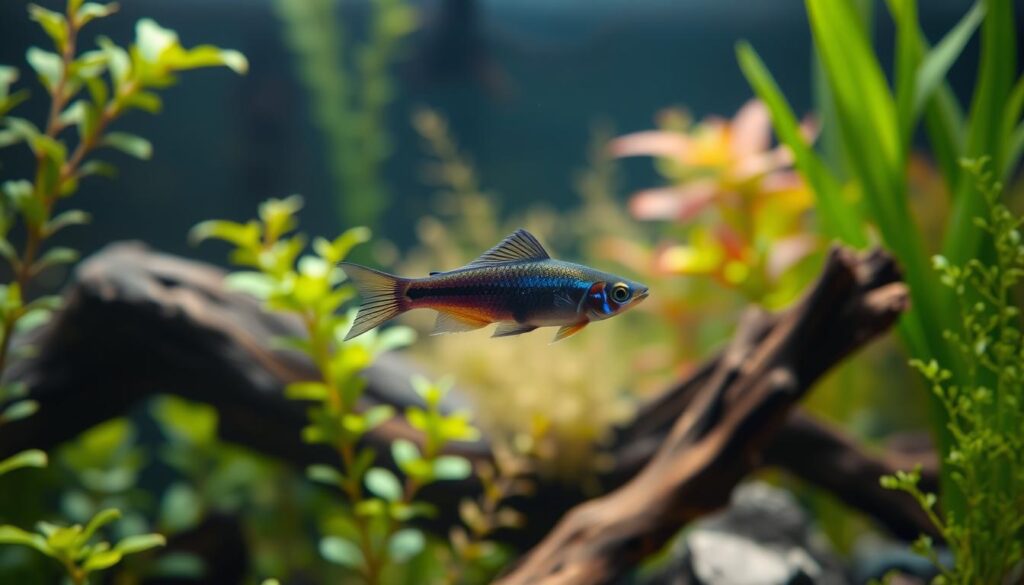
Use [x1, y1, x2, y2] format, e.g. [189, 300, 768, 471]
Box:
[881, 159, 1024, 584]
[273, 0, 416, 228]
[193, 196, 480, 584]
[0, 3, 244, 580]
[0, 509, 164, 585]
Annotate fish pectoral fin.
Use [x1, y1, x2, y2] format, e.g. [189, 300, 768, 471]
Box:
[492, 322, 537, 338]
[432, 310, 490, 335]
[552, 321, 588, 343]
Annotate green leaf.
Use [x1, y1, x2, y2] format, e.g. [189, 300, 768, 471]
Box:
[80, 508, 121, 545]
[760, 52, 843, 190]
[166, 46, 249, 75]
[362, 404, 394, 429]
[387, 529, 424, 562]
[189, 219, 260, 248]
[364, 467, 402, 502]
[391, 439, 420, 468]
[160, 483, 200, 533]
[78, 160, 117, 179]
[306, 464, 344, 487]
[0, 449, 47, 476]
[258, 195, 303, 243]
[28, 5, 68, 53]
[1, 400, 39, 422]
[912, 1, 985, 120]
[102, 132, 152, 160]
[83, 549, 122, 572]
[123, 90, 162, 114]
[97, 38, 129, 87]
[0, 525, 51, 556]
[432, 456, 472, 481]
[25, 47, 62, 93]
[318, 536, 364, 568]
[75, 2, 119, 27]
[33, 246, 78, 274]
[14, 308, 52, 333]
[285, 381, 328, 401]
[135, 19, 179, 63]
[114, 533, 165, 555]
[45, 209, 91, 236]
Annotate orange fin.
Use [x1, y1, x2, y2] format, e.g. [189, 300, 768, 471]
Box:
[432, 311, 490, 335]
[552, 321, 588, 343]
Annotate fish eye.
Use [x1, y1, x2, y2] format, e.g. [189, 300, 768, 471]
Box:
[611, 283, 631, 302]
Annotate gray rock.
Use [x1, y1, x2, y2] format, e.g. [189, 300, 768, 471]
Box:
[641, 482, 848, 585]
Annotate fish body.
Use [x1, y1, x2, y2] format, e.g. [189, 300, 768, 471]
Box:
[341, 229, 648, 342]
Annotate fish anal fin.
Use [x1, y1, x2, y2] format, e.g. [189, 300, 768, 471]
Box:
[432, 310, 490, 335]
[552, 321, 588, 343]
[492, 322, 537, 338]
[464, 229, 550, 268]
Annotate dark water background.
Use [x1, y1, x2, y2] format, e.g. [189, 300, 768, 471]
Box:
[0, 0, 999, 271]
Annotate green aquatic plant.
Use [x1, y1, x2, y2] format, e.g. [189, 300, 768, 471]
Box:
[0, 4, 245, 580]
[881, 158, 1024, 585]
[0, 0, 245, 481]
[737, 0, 1022, 516]
[0, 509, 164, 585]
[193, 196, 479, 584]
[273, 0, 417, 229]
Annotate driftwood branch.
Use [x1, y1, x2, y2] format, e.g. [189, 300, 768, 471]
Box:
[0, 242, 938, 569]
[496, 247, 918, 584]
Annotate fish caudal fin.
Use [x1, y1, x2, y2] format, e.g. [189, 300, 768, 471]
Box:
[340, 263, 409, 341]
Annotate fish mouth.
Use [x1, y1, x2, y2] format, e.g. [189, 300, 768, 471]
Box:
[634, 288, 650, 303]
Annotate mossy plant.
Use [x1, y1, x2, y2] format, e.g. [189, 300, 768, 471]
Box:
[882, 158, 1024, 584]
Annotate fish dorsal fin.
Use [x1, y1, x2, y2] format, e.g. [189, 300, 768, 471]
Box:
[465, 229, 550, 268]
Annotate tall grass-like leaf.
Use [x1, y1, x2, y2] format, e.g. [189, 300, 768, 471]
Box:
[943, 0, 1017, 266]
[736, 43, 866, 247]
[912, 2, 985, 120]
[891, 0, 920, 149]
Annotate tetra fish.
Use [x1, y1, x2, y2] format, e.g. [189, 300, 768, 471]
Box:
[340, 229, 649, 342]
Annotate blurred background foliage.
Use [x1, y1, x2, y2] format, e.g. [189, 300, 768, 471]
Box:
[0, 0, 1022, 583]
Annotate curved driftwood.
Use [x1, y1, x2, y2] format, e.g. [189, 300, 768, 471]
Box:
[496, 247, 919, 584]
[0, 242, 939, 579]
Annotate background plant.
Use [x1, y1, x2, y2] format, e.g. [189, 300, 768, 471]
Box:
[609, 99, 822, 309]
[273, 0, 417, 230]
[737, 0, 1022, 519]
[193, 196, 480, 584]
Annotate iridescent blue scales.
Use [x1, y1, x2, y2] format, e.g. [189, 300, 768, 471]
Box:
[340, 229, 649, 342]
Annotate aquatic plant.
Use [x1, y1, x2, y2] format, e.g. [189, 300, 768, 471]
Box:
[193, 196, 479, 584]
[611, 100, 820, 308]
[881, 158, 1024, 585]
[0, 2, 245, 580]
[0, 508, 164, 585]
[737, 0, 1022, 517]
[273, 0, 417, 229]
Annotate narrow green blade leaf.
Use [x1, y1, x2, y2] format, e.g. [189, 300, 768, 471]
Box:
[913, 1, 985, 120]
